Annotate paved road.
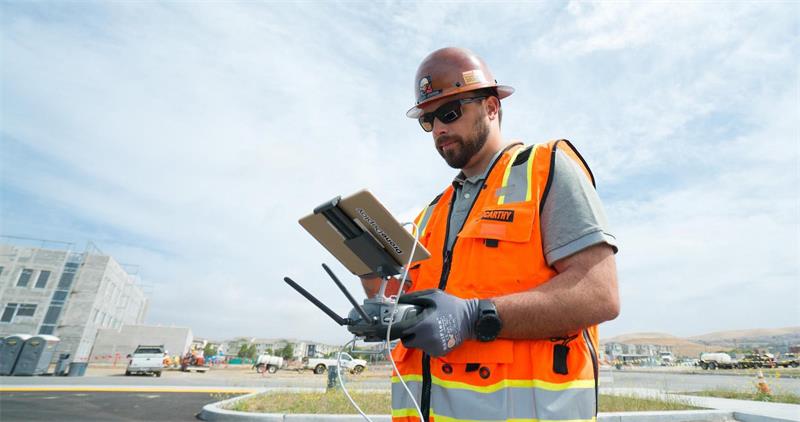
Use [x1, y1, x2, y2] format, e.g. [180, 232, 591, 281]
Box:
[0, 368, 390, 390]
[0, 391, 220, 422]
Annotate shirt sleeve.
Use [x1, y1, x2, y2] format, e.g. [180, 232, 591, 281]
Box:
[541, 149, 618, 266]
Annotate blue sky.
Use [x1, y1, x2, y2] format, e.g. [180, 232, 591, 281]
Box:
[1, 1, 798, 344]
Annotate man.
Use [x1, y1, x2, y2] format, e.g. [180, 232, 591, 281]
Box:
[363, 47, 619, 422]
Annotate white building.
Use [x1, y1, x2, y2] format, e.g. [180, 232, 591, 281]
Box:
[0, 241, 148, 362]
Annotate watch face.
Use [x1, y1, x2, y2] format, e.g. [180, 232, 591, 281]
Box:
[477, 316, 502, 341]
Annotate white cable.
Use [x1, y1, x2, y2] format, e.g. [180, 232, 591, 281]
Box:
[337, 336, 372, 422]
[338, 220, 425, 422]
[382, 221, 424, 421]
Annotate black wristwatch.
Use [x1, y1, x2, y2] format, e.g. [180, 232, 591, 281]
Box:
[475, 299, 503, 342]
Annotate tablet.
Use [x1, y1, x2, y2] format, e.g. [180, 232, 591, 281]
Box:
[299, 189, 431, 277]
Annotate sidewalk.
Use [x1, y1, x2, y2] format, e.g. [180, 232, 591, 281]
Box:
[603, 388, 800, 421]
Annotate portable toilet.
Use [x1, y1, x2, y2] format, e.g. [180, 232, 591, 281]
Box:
[0, 334, 32, 376]
[12, 335, 60, 376]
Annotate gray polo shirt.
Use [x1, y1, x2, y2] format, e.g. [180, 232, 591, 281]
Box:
[447, 146, 617, 265]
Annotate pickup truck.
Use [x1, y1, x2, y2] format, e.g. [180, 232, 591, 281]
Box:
[305, 352, 367, 375]
[126, 345, 165, 377]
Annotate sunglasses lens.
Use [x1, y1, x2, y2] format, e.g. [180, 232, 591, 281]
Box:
[419, 114, 434, 132]
[418, 97, 481, 132]
[440, 109, 460, 123]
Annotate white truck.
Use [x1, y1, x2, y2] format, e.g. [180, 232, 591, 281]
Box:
[698, 352, 737, 370]
[305, 352, 367, 375]
[126, 345, 165, 377]
[253, 354, 284, 374]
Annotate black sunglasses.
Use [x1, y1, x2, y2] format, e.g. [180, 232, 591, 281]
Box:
[418, 96, 486, 132]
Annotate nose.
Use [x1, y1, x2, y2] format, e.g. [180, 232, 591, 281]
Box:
[432, 118, 449, 137]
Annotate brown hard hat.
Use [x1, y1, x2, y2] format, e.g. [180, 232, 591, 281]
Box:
[406, 47, 514, 118]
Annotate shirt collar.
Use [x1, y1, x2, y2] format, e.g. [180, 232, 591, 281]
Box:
[452, 147, 506, 188]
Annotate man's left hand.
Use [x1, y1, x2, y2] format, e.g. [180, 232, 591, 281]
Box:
[398, 289, 479, 357]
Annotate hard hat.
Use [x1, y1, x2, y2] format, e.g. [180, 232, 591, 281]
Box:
[406, 47, 514, 118]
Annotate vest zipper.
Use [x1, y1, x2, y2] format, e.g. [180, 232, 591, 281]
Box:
[421, 194, 457, 421]
[421, 353, 431, 421]
[582, 329, 599, 415]
[419, 144, 520, 422]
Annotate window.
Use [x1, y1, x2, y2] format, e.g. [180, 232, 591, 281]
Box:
[35, 271, 51, 289]
[17, 269, 33, 287]
[57, 272, 75, 289]
[53, 291, 68, 302]
[0, 266, 4, 277]
[39, 325, 54, 335]
[17, 304, 36, 317]
[1, 304, 18, 322]
[43, 305, 62, 324]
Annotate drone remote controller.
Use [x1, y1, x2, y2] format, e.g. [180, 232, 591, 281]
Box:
[284, 263, 425, 342]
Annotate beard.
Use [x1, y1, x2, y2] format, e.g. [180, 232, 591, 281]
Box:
[436, 114, 490, 169]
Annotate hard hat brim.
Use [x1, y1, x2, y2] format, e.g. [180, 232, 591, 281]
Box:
[406, 85, 514, 118]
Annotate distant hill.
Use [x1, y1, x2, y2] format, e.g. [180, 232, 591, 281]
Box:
[689, 327, 800, 345]
[601, 327, 800, 357]
[605, 332, 677, 343]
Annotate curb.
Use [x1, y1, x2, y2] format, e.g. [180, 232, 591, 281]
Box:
[197, 392, 741, 422]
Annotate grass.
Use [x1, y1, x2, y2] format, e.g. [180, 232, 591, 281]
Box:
[687, 389, 800, 404]
[228, 391, 391, 414]
[227, 390, 701, 414]
[599, 394, 701, 411]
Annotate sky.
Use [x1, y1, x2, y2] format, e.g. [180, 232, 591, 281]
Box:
[1, 1, 798, 345]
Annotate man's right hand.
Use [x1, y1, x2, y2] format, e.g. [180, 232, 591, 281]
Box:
[360, 276, 412, 298]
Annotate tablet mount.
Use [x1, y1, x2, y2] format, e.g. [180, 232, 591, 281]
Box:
[283, 196, 425, 342]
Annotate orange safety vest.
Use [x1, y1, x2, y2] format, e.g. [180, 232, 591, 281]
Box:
[392, 140, 600, 422]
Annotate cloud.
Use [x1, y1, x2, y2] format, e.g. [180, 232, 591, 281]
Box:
[1, 2, 798, 343]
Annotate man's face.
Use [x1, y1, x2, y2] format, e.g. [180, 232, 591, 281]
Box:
[424, 94, 489, 170]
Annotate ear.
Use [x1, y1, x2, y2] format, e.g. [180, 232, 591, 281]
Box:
[485, 96, 500, 121]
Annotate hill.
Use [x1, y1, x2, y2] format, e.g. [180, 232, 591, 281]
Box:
[689, 327, 800, 345]
[601, 327, 800, 357]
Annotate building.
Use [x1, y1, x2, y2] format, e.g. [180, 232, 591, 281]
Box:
[0, 240, 148, 362]
[604, 342, 673, 366]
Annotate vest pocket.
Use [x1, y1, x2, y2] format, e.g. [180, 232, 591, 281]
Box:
[441, 339, 514, 364]
[459, 204, 534, 243]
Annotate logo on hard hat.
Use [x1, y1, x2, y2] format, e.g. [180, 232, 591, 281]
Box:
[419, 76, 433, 94]
[418, 75, 441, 102]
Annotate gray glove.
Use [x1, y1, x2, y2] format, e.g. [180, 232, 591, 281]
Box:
[398, 289, 479, 357]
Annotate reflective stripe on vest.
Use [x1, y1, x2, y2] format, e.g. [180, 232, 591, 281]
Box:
[414, 202, 437, 238]
[496, 145, 540, 204]
[392, 375, 596, 421]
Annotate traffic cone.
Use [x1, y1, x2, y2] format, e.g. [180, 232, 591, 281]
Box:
[756, 369, 771, 395]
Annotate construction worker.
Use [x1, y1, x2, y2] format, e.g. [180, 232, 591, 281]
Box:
[362, 47, 620, 421]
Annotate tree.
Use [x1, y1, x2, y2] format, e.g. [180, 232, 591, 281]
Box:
[203, 344, 218, 357]
[237, 344, 257, 360]
[278, 343, 294, 360]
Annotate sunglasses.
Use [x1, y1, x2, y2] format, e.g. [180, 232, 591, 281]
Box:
[418, 96, 486, 132]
